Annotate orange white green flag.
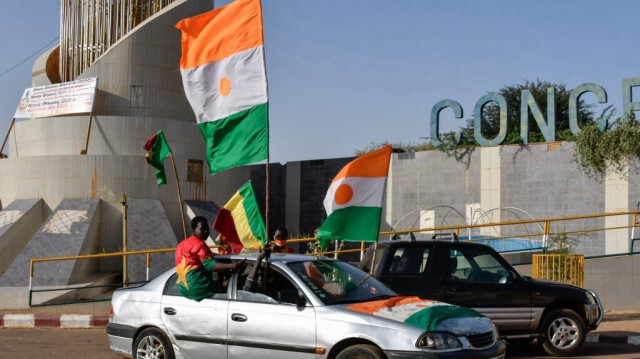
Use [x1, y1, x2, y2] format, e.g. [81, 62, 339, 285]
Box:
[317, 145, 392, 249]
[176, 0, 268, 175]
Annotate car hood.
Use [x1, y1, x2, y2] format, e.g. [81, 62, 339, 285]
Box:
[524, 276, 590, 301]
[342, 296, 493, 334]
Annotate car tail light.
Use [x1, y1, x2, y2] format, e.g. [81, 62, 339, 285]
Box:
[109, 306, 114, 317]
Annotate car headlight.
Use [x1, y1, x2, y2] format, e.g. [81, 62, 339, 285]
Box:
[491, 322, 499, 340]
[416, 332, 462, 350]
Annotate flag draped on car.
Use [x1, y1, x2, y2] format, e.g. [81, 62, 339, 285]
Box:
[176, 0, 269, 175]
[213, 180, 267, 253]
[143, 130, 172, 185]
[317, 145, 392, 248]
[346, 296, 482, 332]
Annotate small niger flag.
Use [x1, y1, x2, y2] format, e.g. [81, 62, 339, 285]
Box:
[176, 0, 268, 175]
[143, 130, 172, 185]
[317, 145, 392, 249]
[213, 180, 266, 253]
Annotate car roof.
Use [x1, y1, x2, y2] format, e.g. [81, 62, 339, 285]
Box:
[376, 239, 494, 248]
[216, 252, 332, 264]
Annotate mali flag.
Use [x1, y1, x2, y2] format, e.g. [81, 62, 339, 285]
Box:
[213, 180, 266, 253]
[317, 145, 392, 248]
[176, 0, 268, 175]
[143, 130, 172, 185]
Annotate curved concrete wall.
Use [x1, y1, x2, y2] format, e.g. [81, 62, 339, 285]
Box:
[0, 0, 231, 246]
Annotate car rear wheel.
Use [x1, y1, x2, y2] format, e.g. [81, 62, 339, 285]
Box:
[539, 308, 586, 357]
[336, 344, 385, 359]
[133, 328, 174, 359]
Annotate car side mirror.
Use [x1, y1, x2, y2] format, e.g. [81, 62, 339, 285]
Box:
[277, 289, 307, 307]
[507, 271, 518, 283]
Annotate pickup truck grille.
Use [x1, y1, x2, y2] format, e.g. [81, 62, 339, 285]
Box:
[466, 331, 494, 348]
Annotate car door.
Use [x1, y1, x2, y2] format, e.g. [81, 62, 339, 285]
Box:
[161, 271, 229, 359]
[227, 263, 317, 359]
[374, 243, 445, 300]
[444, 243, 533, 331]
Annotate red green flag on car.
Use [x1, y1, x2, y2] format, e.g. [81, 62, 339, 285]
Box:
[143, 130, 172, 185]
[213, 180, 267, 253]
[176, 0, 269, 175]
[317, 145, 392, 249]
[346, 296, 482, 332]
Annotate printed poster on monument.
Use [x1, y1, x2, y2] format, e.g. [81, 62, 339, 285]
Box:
[13, 77, 98, 119]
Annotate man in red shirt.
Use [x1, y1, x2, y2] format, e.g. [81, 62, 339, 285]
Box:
[175, 216, 245, 301]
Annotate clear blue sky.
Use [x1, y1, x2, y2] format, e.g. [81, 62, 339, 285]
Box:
[1, 0, 638, 163]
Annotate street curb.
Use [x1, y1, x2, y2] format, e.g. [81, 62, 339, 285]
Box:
[586, 333, 640, 346]
[0, 314, 109, 328]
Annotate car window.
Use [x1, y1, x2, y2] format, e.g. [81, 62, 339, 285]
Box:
[384, 246, 430, 275]
[288, 260, 395, 305]
[236, 263, 300, 305]
[449, 247, 509, 284]
[164, 271, 230, 299]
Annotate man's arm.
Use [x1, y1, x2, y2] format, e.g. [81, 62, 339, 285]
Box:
[212, 258, 246, 272]
[242, 248, 270, 291]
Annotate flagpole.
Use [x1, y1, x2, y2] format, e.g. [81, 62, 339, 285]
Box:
[261, 0, 271, 295]
[169, 152, 188, 240]
[0, 118, 16, 158]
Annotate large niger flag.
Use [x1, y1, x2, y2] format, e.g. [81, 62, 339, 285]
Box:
[346, 296, 482, 332]
[317, 145, 392, 248]
[176, 0, 268, 175]
[213, 180, 266, 253]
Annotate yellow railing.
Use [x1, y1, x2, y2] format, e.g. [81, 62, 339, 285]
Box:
[532, 254, 585, 287]
[28, 210, 640, 305]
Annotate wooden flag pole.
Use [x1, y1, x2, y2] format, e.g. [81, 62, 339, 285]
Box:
[263, 159, 270, 294]
[169, 152, 187, 240]
[0, 118, 16, 158]
[80, 112, 94, 154]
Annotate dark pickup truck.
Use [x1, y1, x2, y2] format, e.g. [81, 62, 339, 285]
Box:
[360, 238, 603, 357]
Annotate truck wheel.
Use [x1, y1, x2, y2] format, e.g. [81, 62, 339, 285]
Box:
[336, 344, 385, 359]
[539, 308, 586, 357]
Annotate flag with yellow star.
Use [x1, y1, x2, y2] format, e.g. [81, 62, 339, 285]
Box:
[174, 236, 218, 301]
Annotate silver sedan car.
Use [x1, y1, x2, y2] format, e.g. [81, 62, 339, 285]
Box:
[106, 254, 506, 359]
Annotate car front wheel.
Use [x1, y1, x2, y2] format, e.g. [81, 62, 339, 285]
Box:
[539, 308, 586, 357]
[336, 344, 385, 359]
[133, 328, 174, 359]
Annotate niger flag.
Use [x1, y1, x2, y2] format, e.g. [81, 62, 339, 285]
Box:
[176, 0, 268, 175]
[317, 146, 392, 248]
[213, 180, 266, 253]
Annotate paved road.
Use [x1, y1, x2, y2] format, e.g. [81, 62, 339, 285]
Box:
[0, 328, 119, 359]
[507, 342, 640, 358]
[1, 328, 639, 359]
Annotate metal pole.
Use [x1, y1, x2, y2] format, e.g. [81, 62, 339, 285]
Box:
[29, 259, 34, 307]
[169, 152, 187, 240]
[80, 113, 93, 154]
[146, 252, 151, 281]
[369, 242, 378, 275]
[121, 193, 129, 287]
[265, 160, 269, 244]
[542, 220, 550, 254]
[0, 118, 16, 158]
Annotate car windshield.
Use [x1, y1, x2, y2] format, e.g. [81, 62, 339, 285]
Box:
[288, 260, 396, 305]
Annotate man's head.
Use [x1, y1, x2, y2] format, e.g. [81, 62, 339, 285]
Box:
[191, 216, 210, 241]
[273, 227, 289, 248]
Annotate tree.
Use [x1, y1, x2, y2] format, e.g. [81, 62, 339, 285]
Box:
[457, 80, 598, 146]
